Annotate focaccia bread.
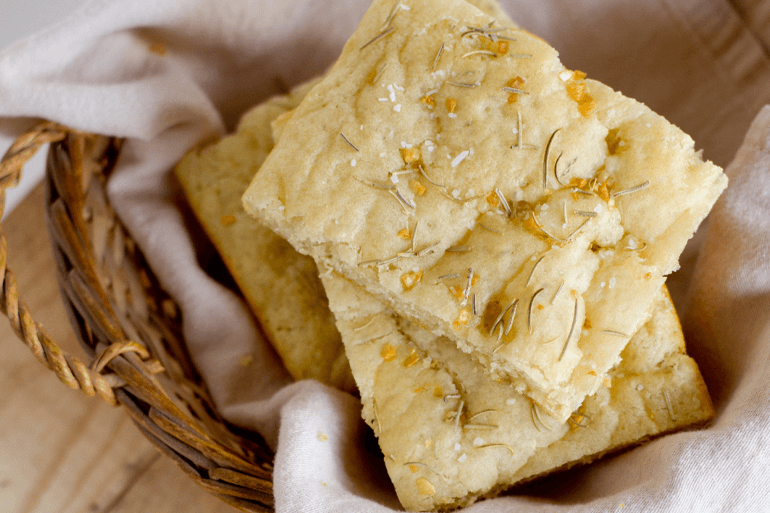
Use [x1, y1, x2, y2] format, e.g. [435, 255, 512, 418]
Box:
[175, 79, 357, 392]
[321, 270, 713, 511]
[511, 285, 713, 483]
[320, 270, 565, 511]
[172, 0, 519, 393]
[243, 0, 727, 421]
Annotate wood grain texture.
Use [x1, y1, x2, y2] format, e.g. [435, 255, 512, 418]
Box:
[0, 183, 236, 513]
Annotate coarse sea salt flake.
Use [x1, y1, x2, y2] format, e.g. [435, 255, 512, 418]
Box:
[559, 70, 573, 81]
[380, 152, 387, 157]
[506, 398, 516, 405]
[394, 104, 402, 112]
[452, 150, 469, 168]
[609, 277, 616, 289]
[454, 443, 462, 451]
[473, 437, 484, 446]
[458, 453, 467, 462]
[351, 159, 356, 166]
[448, 113, 457, 118]
[391, 175, 399, 184]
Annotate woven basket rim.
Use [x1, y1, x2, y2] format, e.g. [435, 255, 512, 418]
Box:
[0, 122, 276, 513]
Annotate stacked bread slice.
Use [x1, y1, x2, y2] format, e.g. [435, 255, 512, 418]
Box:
[177, 0, 723, 510]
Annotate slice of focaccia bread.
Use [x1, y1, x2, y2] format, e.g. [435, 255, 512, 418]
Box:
[172, 0, 519, 393]
[320, 270, 566, 511]
[242, 0, 727, 421]
[511, 286, 713, 483]
[175, 79, 357, 392]
[321, 270, 713, 511]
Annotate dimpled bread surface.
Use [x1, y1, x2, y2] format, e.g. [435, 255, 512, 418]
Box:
[243, 0, 726, 421]
[322, 270, 713, 511]
[511, 286, 713, 483]
[320, 270, 565, 511]
[175, 79, 356, 392]
[172, 0, 517, 392]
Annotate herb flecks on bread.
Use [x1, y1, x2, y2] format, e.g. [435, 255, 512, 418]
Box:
[242, 0, 726, 421]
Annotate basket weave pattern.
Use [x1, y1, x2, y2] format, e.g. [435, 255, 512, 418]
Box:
[0, 122, 276, 512]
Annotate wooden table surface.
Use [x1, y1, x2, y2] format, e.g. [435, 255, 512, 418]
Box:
[0, 184, 237, 513]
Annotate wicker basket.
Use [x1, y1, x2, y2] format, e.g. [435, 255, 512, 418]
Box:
[0, 122, 275, 512]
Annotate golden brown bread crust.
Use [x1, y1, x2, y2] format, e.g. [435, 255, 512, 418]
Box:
[175, 79, 356, 392]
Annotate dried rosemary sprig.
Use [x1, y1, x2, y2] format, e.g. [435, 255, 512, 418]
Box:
[559, 296, 580, 361]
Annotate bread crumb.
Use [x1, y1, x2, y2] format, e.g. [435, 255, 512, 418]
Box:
[410, 180, 427, 196]
[403, 348, 420, 367]
[401, 270, 423, 290]
[452, 308, 471, 331]
[317, 432, 329, 442]
[381, 344, 397, 361]
[416, 477, 436, 496]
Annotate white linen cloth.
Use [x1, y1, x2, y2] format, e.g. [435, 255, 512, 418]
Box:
[2, 0, 770, 510]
